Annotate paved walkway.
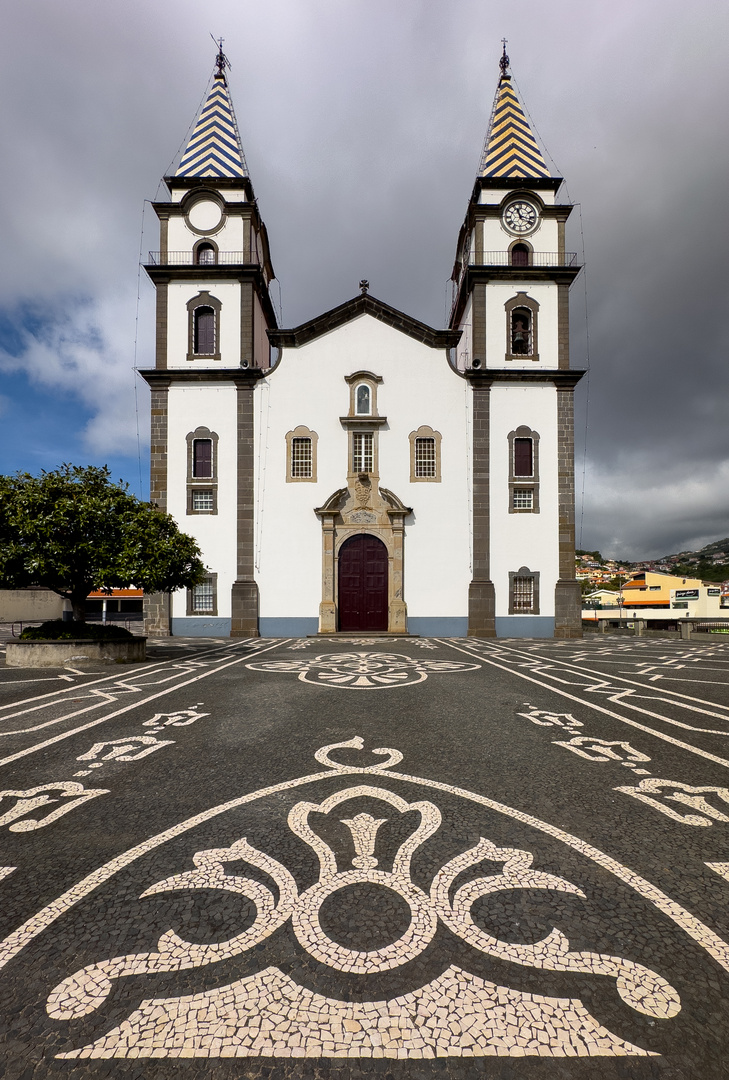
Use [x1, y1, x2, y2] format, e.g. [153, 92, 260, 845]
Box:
[1, 634, 729, 1077]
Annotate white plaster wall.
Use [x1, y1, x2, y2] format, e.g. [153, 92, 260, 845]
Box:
[166, 281, 241, 368]
[479, 188, 556, 206]
[167, 384, 239, 619]
[166, 214, 246, 255]
[455, 295, 472, 372]
[489, 383, 559, 617]
[482, 215, 559, 255]
[254, 315, 472, 621]
[485, 281, 558, 369]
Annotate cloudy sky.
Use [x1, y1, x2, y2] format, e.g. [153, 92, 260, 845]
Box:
[1, 0, 728, 560]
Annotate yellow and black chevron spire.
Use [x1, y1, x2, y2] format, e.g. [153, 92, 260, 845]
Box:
[176, 43, 249, 179]
[479, 45, 551, 180]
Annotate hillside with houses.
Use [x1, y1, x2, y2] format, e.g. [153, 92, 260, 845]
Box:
[576, 539, 729, 592]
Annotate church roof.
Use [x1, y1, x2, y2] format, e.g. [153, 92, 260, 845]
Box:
[479, 57, 551, 180]
[175, 71, 249, 179]
[269, 293, 461, 351]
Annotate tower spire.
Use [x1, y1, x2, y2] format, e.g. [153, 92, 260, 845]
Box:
[175, 42, 248, 179]
[478, 47, 551, 180]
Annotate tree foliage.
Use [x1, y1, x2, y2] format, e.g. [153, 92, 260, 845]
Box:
[0, 465, 206, 620]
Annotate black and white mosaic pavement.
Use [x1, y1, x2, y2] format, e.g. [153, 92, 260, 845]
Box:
[2, 633, 729, 1077]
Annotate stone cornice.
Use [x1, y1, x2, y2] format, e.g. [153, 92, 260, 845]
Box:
[138, 367, 266, 388]
[464, 368, 585, 388]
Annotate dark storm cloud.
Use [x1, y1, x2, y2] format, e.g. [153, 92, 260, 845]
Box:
[0, 0, 727, 557]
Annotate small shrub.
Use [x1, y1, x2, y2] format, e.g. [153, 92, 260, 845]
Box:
[20, 621, 134, 641]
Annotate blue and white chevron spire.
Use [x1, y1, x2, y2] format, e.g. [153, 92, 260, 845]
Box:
[176, 72, 249, 179]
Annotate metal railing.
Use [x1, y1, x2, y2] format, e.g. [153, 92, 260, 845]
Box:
[146, 251, 260, 266]
[474, 251, 578, 267]
[451, 251, 578, 317]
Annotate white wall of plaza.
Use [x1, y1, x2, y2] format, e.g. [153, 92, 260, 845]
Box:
[489, 383, 560, 619]
[254, 315, 473, 629]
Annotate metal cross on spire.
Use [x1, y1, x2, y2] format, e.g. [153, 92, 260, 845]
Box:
[211, 34, 231, 79]
[499, 38, 510, 78]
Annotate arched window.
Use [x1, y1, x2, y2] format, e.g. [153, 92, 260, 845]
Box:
[505, 292, 539, 362]
[409, 425, 442, 482]
[510, 308, 532, 355]
[186, 291, 222, 362]
[196, 243, 216, 265]
[193, 306, 215, 355]
[286, 425, 318, 482]
[511, 243, 530, 267]
[355, 384, 371, 415]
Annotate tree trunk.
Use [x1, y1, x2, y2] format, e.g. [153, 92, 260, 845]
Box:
[71, 589, 88, 623]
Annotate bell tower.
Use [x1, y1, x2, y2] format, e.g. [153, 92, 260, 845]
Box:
[450, 45, 584, 638]
[141, 44, 277, 636]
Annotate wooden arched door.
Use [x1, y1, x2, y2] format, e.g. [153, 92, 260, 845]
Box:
[338, 535, 388, 631]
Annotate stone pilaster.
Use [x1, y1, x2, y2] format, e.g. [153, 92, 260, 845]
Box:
[155, 280, 168, 370]
[240, 280, 254, 368]
[231, 381, 259, 636]
[468, 378, 496, 637]
[554, 386, 582, 638]
[145, 382, 171, 637]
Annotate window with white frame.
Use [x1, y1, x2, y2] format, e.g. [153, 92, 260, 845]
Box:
[191, 489, 214, 511]
[409, 425, 442, 482]
[353, 431, 374, 473]
[512, 487, 533, 510]
[285, 426, 318, 482]
[415, 437, 436, 478]
[291, 437, 312, 478]
[188, 573, 217, 616]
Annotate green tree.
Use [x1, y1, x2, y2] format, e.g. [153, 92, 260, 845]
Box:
[0, 465, 206, 622]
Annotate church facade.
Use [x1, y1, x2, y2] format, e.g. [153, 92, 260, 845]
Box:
[141, 48, 583, 639]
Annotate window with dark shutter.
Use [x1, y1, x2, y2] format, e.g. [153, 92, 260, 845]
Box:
[514, 437, 533, 477]
[511, 244, 529, 267]
[193, 439, 213, 478]
[194, 306, 215, 354]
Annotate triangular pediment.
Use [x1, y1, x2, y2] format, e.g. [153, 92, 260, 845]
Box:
[268, 294, 460, 351]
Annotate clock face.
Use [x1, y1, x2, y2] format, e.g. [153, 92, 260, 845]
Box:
[502, 200, 539, 235]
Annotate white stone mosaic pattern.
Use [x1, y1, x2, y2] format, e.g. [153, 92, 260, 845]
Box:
[246, 652, 480, 689]
[288, 784, 442, 973]
[57, 964, 655, 1059]
[432, 839, 680, 1019]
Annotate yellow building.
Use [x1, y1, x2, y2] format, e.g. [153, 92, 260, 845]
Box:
[620, 571, 702, 612]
